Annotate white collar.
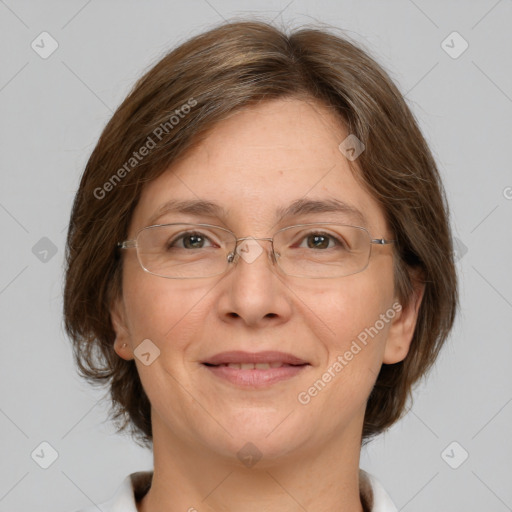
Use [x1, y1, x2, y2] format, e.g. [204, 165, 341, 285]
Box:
[76, 469, 397, 512]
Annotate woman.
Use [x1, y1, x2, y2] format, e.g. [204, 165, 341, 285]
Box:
[64, 19, 458, 512]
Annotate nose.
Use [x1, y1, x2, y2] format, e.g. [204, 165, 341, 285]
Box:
[216, 237, 292, 328]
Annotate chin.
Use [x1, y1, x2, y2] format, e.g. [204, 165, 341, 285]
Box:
[203, 410, 311, 466]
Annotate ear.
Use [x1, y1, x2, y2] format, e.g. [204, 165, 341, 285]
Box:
[383, 274, 425, 364]
[110, 296, 134, 361]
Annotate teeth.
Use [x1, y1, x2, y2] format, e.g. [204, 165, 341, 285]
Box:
[224, 362, 286, 370]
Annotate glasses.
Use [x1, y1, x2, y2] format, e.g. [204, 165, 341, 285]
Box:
[117, 223, 396, 279]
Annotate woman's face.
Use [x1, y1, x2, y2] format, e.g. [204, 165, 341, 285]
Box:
[112, 97, 417, 464]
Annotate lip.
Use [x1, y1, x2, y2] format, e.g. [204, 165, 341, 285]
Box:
[202, 351, 310, 388]
[202, 350, 309, 366]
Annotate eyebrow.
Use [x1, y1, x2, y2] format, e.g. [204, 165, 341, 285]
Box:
[148, 197, 367, 227]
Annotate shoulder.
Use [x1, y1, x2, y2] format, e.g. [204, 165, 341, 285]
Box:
[360, 469, 398, 512]
[70, 471, 152, 512]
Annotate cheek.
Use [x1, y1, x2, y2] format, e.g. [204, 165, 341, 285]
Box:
[295, 282, 394, 421]
[311, 270, 395, 378]
[122, 264, 207, 350]
[120, 270, 211, 422]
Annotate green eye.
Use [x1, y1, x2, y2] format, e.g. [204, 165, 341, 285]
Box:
[168, 232, 214, 250]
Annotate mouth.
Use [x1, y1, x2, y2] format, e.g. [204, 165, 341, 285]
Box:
[201, 351, 310, 387]
[204, 361, 301, 370]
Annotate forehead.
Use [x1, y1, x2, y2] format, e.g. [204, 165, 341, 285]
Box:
[131, 97, 387, 235]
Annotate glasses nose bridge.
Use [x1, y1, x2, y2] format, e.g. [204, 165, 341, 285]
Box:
[232, 235, 278, 266]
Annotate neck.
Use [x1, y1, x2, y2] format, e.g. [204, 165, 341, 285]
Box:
[137, 413, 366, 512]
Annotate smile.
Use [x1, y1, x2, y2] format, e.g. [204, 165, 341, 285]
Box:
[211, 362, 295, 369]
[201, 351, 310, 387]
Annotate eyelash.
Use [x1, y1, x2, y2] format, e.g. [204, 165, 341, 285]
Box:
[168, 230, 347, 250]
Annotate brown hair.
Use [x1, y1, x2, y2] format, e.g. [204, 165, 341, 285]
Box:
[63, 19, 458, 446]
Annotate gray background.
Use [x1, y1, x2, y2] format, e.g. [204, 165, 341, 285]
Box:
[1, 0, 511, 510]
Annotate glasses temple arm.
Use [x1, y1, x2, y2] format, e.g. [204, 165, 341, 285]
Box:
[117, 240, 137, 249]
[371, 238, 396, 245]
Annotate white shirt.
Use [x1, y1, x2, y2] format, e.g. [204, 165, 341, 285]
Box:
[74, 469, 397, 512]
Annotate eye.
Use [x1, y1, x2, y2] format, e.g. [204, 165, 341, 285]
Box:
[298, 231, 348, 250]
[167, 231, 216, 250]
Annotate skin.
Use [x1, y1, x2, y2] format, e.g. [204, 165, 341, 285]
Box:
[111, 97, 424, 512]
